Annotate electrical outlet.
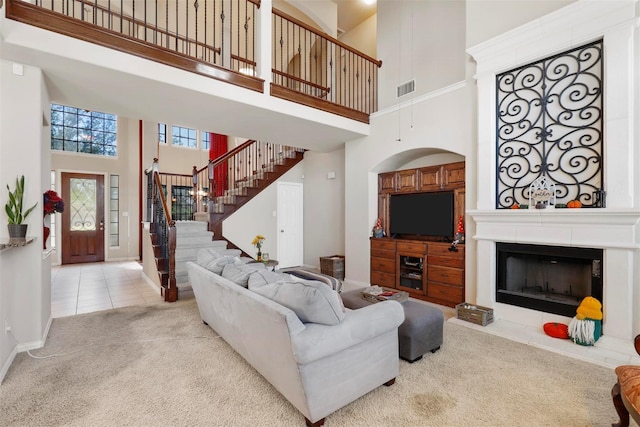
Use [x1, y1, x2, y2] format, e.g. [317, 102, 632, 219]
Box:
[4, 320, 10, 334]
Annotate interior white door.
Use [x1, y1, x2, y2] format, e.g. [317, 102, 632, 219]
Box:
[277, 182, 304, 268]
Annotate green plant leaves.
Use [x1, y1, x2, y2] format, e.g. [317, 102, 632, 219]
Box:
[5, 175, 37, 224]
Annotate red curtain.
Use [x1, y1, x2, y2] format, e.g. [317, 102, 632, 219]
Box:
[209, 133, 228, 197]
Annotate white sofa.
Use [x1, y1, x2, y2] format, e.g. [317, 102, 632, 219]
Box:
[187, 261, 405, 426]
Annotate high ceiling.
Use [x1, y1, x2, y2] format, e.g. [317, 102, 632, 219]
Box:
[335, 0, 377, 35]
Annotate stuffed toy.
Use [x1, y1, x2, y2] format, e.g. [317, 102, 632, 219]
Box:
[568, 296, 602, 346]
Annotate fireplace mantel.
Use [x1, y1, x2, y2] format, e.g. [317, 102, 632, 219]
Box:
[469, 209, 640, 249]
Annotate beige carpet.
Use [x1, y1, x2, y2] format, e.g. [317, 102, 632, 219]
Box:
[0, 298, 626, 426]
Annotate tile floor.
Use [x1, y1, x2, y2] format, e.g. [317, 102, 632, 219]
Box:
[51, 261, 165, 318]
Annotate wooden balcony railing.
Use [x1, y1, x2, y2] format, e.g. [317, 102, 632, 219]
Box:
[6, 0, 381, 122]
[6, 0, 263, 92]
[271, 8, 382, 122]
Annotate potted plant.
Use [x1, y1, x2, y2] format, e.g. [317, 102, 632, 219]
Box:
[5, 175, 37, 240]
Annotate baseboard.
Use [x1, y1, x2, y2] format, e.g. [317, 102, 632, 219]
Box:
[0, 345, 18, 384]
[16, 314, 52, 353]
[142, 272, 161, 292]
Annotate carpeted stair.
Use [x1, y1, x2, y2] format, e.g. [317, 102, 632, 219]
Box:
[174, 221, 230, 289]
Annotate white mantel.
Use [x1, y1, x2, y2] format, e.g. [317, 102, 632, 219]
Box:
[467, 0, 640, 341]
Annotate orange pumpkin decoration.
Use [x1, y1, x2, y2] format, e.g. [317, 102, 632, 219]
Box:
[567, 200, 582, 208]
[511, 203, 520, 209]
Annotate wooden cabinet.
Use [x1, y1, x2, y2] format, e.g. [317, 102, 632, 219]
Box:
[442, 161, 465, 190]
[370, 239, 396, 288]
[426, 243, 465, 306]
[370, 238, 465, 307]
[396, 169, 418, 193]
[418, 166, 441, 191]
[378, 172, 396, 194]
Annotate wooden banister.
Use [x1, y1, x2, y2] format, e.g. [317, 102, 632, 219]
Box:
[272, 7, 383, 68]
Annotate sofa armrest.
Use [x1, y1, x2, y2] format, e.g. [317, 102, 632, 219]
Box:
[290, 300, 405, 365]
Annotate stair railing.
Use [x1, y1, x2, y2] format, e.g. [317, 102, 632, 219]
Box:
[147, 160, 177, 302]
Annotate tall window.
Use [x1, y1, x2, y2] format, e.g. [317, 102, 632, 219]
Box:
[158, 123, 167, 144]
[109, 175, 119, 247]
[202, 131, 211, 151]
[51, 104, 117, 156]
[172, 126, 197, 148]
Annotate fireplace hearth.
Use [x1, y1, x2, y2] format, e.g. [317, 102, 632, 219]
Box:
[496, 243, 603, 318]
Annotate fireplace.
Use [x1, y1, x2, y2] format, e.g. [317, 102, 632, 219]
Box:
[496, 243, 603, 318]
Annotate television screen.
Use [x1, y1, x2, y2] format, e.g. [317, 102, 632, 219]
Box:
[389, 192, 454, 238]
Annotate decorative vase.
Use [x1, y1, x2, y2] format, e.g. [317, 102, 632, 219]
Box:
[43, 214, 51, 249]
[43, 226, 50, 249]
[257, 250, 262, 261]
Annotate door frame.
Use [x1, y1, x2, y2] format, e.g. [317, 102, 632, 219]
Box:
[276, 182, 304, 268]
[58, 170, 109, 264]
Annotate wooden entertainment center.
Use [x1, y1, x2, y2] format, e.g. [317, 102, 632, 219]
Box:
[371, 161, 465, 308]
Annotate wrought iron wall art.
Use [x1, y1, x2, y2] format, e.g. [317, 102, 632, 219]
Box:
[496, 40, 603, 209]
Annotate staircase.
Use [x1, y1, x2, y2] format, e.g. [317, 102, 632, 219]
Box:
[207, 147, 305, 241]
[173, 221, 237, 287]
[147, 140, 305, 300]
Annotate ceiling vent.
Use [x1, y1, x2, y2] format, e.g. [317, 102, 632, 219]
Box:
[397, 80, 416, 98]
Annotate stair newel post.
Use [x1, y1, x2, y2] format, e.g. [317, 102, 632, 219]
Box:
[192, 165, 198, 218]
[166, 220, 178, 302]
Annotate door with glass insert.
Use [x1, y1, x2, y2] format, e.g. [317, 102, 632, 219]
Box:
[61, 173, 105, 264]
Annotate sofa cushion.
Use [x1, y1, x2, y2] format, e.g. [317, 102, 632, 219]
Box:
[221, 263, 266, 287]
[248, 269, 293, 288]
[197, 249, 242, 275]
[249, 279, 346, 325]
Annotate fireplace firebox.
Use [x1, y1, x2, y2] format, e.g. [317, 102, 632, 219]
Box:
[496, 243, 603, 318]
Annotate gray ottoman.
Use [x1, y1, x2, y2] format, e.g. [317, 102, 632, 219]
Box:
[341, 288, 444, 363]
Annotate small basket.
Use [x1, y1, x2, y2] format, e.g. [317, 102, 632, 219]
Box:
[319, 255, 345, 280]
[455, 303, 494, 326]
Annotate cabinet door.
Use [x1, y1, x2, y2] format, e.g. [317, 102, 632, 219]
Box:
[396, 170, 418, 193]
[418, 166, 442, 191]
[379, 172, 396, 193]
[443, 162, 465, 189]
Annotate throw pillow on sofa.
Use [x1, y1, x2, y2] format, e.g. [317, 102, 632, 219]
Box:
[198, 249, 242, 275]
[221, 263, 266, 287]
[249, 279, 345, 325]
[248, 269, 293, 288]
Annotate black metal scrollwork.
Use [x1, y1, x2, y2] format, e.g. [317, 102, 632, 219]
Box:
[496, 40, 603, 208]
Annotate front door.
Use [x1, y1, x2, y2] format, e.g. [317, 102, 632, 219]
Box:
[61, 173, 105, 264]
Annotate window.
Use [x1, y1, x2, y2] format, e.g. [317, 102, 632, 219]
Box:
[109, 175, 119, 247]
[172, 125, 196, 148]
[171, 186, 193, 221]
[202, 131, 211, 151]
[158, 123, 167, 144]
[51, 104, 117, 156]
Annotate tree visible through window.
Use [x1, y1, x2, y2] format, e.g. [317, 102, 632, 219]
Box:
[51, 104, 117, 156]
[172, 125, 196, 148]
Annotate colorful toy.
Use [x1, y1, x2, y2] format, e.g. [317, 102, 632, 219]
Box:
[568, 296, 602, 346]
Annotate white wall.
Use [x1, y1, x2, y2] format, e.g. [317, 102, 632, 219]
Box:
[0, 60, 50, 382]
[224, 163, 304, 258]
[339, 14, 377, 59]
[302, 149, 345, 267]
[377, 0, 466, 110]
[466, 0, 575, 47]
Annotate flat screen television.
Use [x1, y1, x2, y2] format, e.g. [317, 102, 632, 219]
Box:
[389, 191, 454, 239]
